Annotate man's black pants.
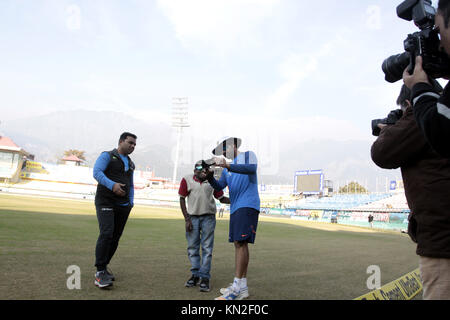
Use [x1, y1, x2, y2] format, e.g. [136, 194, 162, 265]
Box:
[95, 204, 131, 271]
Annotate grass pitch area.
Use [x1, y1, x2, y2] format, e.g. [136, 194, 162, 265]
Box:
[0, 193, 419, 300]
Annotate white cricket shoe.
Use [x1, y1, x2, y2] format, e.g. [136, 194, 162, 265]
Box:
[218, 284, 249, 299]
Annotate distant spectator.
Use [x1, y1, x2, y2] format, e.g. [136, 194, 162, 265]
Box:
[218, 204, 225, 218]
[368, 214, 374, 228]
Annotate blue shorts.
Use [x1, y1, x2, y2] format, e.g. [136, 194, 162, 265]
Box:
[229, 207, 259, 244]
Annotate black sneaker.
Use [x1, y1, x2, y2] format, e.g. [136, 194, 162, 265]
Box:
[94, 270, 113, 288]
[199, 278, 210, 292]
[106, 268, 115, 281]
[185, 275, 200, 287]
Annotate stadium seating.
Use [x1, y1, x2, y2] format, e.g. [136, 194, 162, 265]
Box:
[355, 193, 409, 210]
[286, 193, 395, 210]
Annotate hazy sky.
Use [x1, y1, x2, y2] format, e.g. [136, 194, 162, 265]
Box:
[0, 0, 443, 161]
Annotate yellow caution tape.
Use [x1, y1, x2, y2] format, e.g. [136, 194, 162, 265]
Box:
[354, 268, 422, 300]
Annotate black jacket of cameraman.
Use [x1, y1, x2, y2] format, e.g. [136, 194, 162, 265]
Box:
[411, 81, 450, 158]
[371, 106, 450, 259]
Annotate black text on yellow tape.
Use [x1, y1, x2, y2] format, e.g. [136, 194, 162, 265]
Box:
[354, 268, 422, 300]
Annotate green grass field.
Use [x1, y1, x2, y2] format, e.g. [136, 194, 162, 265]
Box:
[0, 193, 420, 300]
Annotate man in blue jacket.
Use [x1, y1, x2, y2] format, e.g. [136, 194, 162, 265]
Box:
[93, 132, 136, 288]
[207, 136, 260, 300]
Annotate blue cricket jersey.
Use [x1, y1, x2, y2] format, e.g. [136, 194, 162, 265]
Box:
[93, 151, 134, 206]
[208, 151, 260, 214]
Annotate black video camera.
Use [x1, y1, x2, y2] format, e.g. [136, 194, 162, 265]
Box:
[371, 109, 404, 136]
[382, 0, 450, 83]
[198, 159, 217, 171]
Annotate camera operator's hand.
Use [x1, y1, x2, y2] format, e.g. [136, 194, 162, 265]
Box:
[377, 123, 387, 130]
[403, 56, 430, 89]
[205, 168, 214, 180]
[214, 157, 230, 169]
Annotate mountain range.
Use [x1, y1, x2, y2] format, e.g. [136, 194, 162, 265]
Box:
[1, 110, 400, 190]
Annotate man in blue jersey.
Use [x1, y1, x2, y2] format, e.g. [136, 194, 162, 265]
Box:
[207, 136, 260, 300]
[92, 132, 136, 288]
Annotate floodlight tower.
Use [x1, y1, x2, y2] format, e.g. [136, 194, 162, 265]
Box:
[171, 97, 189, 184]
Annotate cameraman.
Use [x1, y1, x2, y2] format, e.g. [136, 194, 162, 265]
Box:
[403, 0, 450, 158]
[371, 85, 450, 300]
